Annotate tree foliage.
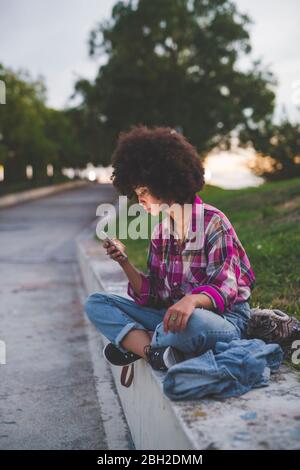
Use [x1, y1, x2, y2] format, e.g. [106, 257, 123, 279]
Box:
[240, 119, 300, 181]
[75, 0, 276, 164]
[0, 64, 86, 184]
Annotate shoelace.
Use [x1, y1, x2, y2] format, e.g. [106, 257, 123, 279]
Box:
[144, 345, 166, 370]
[144, 345, 151, 361]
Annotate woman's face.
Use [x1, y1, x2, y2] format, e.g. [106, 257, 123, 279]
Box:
[134, 186, 167, 216]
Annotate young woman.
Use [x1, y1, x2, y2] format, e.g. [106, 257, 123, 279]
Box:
[85, 126, 256, 371]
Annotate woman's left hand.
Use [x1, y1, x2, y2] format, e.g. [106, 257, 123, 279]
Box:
[163, 295, 196, 333]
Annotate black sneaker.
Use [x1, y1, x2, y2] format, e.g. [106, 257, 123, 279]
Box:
[144, 345, 186, 371]
[103, 342, 142, 366]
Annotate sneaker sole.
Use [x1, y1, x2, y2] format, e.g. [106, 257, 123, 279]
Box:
[102, 344, 141, 367]
[163, 346, 185, 369]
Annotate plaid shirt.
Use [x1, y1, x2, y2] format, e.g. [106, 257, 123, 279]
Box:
[127, 194, 256, 314]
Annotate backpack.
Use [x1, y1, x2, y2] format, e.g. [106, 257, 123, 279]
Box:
[247, 307, 300, 357]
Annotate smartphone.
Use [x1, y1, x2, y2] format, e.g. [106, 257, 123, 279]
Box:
[99, 230, 128, 260]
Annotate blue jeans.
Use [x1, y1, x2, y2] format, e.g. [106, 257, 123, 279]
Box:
[84, 292, 251, 358]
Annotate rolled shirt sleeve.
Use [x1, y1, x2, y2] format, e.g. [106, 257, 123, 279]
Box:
[127, 270, 152, 306]
[191, 224, 239, 314]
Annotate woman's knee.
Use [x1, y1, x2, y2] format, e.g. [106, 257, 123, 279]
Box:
[152, 307, 239, 354]
[84, 292, 108, 322]
[188, 307, 238, 335]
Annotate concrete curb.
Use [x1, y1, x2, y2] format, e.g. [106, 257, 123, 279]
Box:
[76, 218, 300, 450]
[0, 180, 89, 208]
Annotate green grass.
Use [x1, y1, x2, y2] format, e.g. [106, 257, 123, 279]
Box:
[200, 178, 300, 318]
[102, 177, 300, 319]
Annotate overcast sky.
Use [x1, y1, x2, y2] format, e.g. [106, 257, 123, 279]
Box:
[1, 0, 299, 122]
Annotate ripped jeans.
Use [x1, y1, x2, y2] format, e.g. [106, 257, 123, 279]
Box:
[84, 292, 252, 359]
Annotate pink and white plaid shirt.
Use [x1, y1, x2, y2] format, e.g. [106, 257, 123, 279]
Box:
[127, 194, 256, 314]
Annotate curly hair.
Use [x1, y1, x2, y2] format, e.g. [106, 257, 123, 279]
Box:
[110, 126, 205, 204]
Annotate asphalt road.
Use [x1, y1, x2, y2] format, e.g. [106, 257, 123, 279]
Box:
[0, 183, 128, 450]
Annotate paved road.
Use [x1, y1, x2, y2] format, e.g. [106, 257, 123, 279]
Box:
[0, 183, 128, 449]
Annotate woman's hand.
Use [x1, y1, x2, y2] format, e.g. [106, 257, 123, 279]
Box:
[163, 295, 196, 333]
[103, 239, 128, 265]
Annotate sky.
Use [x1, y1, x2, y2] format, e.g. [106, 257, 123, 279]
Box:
[1, 0, 299, 123]
[0, 0, 115, 108]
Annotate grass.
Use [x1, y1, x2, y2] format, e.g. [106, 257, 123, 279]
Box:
[102, 177, 300, 319]
[199, 178, 300, 318]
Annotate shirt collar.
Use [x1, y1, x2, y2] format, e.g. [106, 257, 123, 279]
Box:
[161, 194, 205, 250]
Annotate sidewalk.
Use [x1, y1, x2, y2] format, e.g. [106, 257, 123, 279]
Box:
[0, 180, 89, 208]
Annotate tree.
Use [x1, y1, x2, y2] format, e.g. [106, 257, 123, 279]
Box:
[0, 64, 88, 186]
[44, 108, 87, 174]
[240, 119, 300, 181]
[75, 0, 276, 164]
[0, 65, 55, 184]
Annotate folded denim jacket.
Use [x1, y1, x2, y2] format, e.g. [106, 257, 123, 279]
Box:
[163, 338, 283, 401]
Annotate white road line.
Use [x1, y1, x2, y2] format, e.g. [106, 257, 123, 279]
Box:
[73, 264, 133, 450]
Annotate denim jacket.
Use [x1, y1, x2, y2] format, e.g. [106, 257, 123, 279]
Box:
[163, 339, 283, 401]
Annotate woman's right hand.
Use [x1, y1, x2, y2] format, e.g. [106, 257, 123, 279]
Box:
[103, 239, 128, 264]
